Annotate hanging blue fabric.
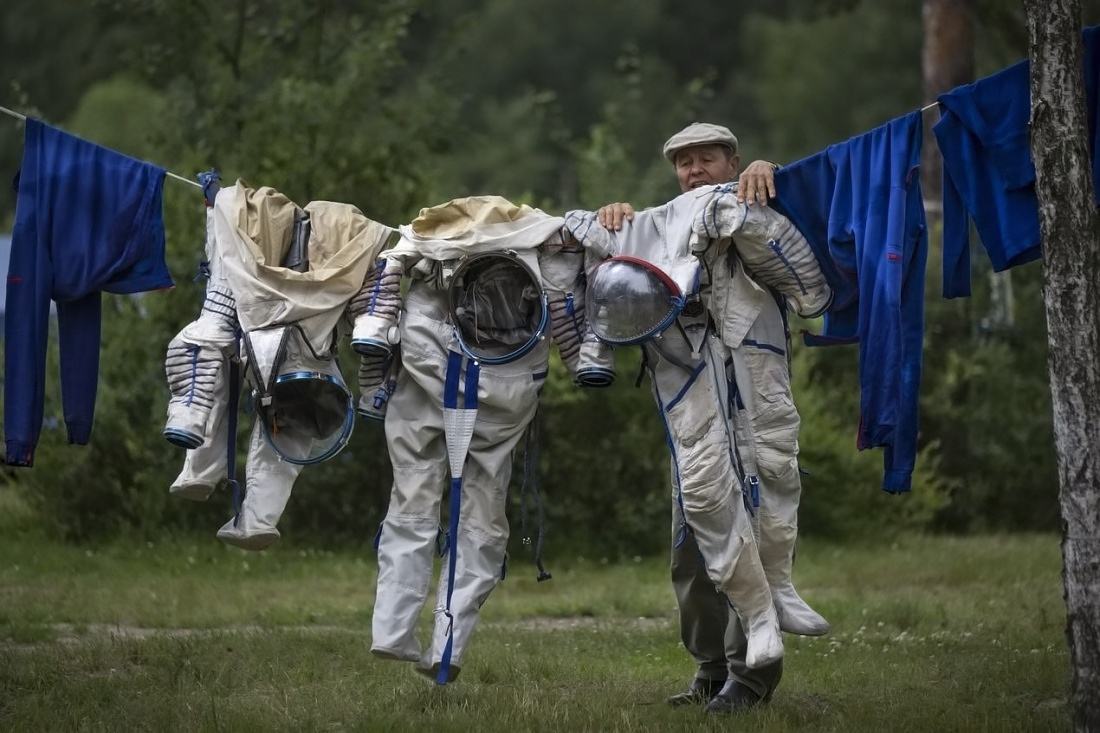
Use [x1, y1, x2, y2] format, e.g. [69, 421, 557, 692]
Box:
[772, 112, 927, 493]
[4, 118, 172, 466]
[933, 25, 1100, 298]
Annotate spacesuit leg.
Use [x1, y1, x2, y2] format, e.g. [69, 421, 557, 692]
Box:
[371, 298, 450, 664]
[215, 422, 304, 551]
[420, 348, 546, 680]
[729, 299, 828, 636]
[650, 326, 782, 669]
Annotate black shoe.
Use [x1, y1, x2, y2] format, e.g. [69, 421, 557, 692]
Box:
[666, 677, 727, 706]
[703, 679, 764, 715]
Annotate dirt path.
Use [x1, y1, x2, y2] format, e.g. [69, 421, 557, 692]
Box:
[2, 615, 673, 650]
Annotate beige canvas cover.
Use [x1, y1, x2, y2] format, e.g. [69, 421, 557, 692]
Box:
[214, 182, 397, 352]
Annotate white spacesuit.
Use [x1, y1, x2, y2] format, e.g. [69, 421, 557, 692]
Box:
[564, 183, 831, 669]
[163, 181, 395, 549]
[367, 196, 583, 685]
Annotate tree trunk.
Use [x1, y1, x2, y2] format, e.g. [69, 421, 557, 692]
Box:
[922, 0, 974, 208]
[1023, 0, 1100, 729]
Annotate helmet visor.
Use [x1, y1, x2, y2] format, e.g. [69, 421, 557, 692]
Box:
[587, 256, 683, 344]
[258, 370, 354, 465]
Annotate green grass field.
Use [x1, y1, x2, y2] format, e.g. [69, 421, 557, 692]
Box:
[0, 491, 1070, 732]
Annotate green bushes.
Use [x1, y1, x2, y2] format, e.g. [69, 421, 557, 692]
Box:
[1, 0, 1064, 555]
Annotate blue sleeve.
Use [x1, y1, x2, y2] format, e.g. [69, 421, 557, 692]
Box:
[57, 292, 102, 445]
[842, 112, 926, 494]
[846, 143, 903, 456]
[938, 124, 973, 299]
[935, 61, 1037, 282]
[773, 152, 844, 297]
[4, 122, 51, 466]
[881, 178, 929, 494]
[772, 150, 862, 343]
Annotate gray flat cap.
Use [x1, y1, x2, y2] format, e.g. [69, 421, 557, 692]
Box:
[662, 122, 739, 162]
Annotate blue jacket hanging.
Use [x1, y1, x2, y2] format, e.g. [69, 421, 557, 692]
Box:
[934, 25, 1100, 298]
[772, 112, 928, 494]
[4, 118, 172, 467]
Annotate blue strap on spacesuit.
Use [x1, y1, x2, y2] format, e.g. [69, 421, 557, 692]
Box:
[663, 360, 707, 412]
[564, 291, 584, 343]
[725, 364, 759, 518]
[437, 352, 479, 685]
[436, 351, 463, 556]
[437, 472, 463, 685]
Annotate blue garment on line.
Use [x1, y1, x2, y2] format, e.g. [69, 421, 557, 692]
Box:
[934, 26, 1100, 298]
[4, 118, 172, 467]
[772, 112, 927, 494]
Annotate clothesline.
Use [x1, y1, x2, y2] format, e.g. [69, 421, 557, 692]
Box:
[2, 100, 945, 194]
[0, 104, 202, 190]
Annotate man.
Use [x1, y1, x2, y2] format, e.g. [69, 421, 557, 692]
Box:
[596, 123, 829, 714]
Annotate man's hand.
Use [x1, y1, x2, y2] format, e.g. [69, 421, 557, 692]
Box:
[737, 160, 778, 207]
[597, 202, 635, 231]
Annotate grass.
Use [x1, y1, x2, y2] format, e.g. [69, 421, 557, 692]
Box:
[0, 491, 1071, 731]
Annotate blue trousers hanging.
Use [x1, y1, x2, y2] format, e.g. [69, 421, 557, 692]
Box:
[4, 118, 171, 466]
[772, 112, 927, 493]
[934, 25, 1100, 298]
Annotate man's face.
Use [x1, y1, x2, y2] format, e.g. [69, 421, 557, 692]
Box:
[673, 144, 740, 192]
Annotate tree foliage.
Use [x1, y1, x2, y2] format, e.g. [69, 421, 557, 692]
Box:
[1, 0, 1089, 553]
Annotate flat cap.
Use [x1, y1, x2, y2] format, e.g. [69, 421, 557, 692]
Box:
[662, 122, 739, 162]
